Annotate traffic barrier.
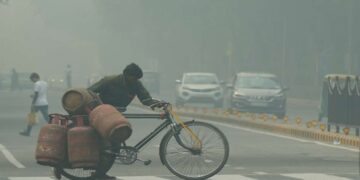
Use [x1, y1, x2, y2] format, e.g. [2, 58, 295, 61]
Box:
[295, 116, 302, 126]
[319, 124, 326, 132]
[327, 75, 359, 127]
[130, 100, 360, 148]
[271, 115, 277, 122]
[236, 112, 242, 118]
[175, 109, 360, 148]
[202, 108, 208, 114]
[283, 116, 289, 124]
[343, 127, 350, 135]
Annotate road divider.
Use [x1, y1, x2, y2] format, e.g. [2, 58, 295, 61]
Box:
[130, 102, 360, 148]
[174, 107, 360, 148]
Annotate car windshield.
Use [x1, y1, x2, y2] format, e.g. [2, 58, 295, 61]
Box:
[235, 76, 281, 89]
[183, 75, 218, 84]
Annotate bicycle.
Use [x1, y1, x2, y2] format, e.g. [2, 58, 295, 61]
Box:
[56, 102, 229, 180]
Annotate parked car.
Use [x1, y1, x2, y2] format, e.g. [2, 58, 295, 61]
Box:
[175, 72, 224, 107]
[47, 76, 65, 89]
[227, 72, 289, 118]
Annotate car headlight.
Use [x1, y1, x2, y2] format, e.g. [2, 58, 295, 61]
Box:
[233, 91, 245, 97]
[274, 92, 285, 99]
[214, 87, 221, 91]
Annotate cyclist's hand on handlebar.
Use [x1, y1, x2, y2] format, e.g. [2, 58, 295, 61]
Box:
[150, 100, 169, 111]
[115, 106, 127, 112]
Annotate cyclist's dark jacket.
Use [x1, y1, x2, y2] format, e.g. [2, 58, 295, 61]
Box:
[88, 74, 155, 108]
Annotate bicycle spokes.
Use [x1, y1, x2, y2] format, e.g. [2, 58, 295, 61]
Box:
[170, 110, 202, 149]
[160, 121, 229, 180]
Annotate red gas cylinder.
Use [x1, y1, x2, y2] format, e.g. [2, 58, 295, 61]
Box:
[68, 116, 100, 168]
[35, 114, 68, 167]
[62, 88, 102, 115]
[90, 104, 132, 144]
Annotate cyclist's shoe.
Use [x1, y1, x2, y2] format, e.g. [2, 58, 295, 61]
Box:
[96, 174, 117, 180]
[52, 167, 61, 180]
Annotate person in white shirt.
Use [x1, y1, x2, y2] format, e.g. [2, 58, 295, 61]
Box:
[20, 73, 49, 136]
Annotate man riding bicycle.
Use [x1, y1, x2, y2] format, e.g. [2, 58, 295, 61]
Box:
[52, 63, 228, 180]
[87, 63, 165, 180]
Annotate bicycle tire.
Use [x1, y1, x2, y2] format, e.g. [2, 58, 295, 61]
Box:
[59, 141, 116, 180]
[59, 167, 96, 180]
[160, 121, 229, 180]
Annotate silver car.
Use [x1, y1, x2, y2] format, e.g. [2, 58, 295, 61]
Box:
[175, 73, 224, 107]
[228, 72, 289, 118]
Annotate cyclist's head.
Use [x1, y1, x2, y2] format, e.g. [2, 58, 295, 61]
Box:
[123, 63, 143, 84]
[29, 72, 40, 82]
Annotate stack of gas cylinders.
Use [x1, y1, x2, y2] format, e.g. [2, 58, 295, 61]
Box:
[35, 88, 132, 169]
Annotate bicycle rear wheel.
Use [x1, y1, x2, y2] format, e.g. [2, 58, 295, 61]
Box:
[59, 141, 116, 180]
[59, 167, 96, 180]
[59, 153, 115, 180]
[160, 121, 229, 180]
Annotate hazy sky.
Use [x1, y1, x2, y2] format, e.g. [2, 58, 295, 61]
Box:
[1, 0, 358, 95]
[0, 0, 103, 85]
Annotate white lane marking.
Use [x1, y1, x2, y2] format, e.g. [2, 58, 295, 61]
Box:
[206, 119, 360, 153]
[314, 141, 360, 152]
[234, 166, 245, 170]
[0, 144, 25, 168]
[281, 173, 352, 180]
[209, 174, 257, 180]
[116, 176, 168, 180]
[9, 178, 54, 180]
[253, 172, 268, 175]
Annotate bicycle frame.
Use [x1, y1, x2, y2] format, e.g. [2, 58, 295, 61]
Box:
[123, 113, 174, 151]
[66, 105, 200, 154]
[58, 108, 227, 180]
[123, 111, 200, 154]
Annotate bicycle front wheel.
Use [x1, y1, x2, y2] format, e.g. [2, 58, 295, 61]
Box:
[160, 121, 229, 180]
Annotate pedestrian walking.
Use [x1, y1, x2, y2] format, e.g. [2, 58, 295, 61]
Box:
[19, 73, 49, 136]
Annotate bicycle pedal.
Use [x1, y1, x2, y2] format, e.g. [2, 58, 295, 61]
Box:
[136, 158, 152, 166]
[144, 160, 152, 166]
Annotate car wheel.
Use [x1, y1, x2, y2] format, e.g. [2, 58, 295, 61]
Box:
[214, 100, 223, 108]
[229, 100, 237, 108]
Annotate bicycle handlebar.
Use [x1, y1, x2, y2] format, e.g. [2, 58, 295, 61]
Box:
[149, 101, 172, 112]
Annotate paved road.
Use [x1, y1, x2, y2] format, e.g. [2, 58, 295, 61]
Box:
[0, 90, 359, 179]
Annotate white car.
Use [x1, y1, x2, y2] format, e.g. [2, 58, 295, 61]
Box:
[175, 72, 224, 107]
